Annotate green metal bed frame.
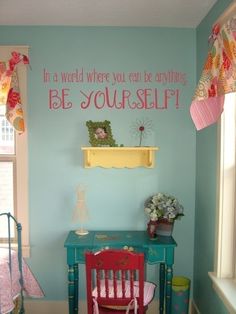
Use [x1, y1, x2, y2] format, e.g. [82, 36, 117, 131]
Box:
[0, 212, 25, 314]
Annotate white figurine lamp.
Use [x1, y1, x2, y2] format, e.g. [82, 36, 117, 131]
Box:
[73, 185, 89, 235]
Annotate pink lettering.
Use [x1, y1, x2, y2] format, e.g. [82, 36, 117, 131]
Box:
[78, 88, 182, 110]
[49, 89, 72, 109]
[80, 90, 94, 109]
[94, 91, 105, 109]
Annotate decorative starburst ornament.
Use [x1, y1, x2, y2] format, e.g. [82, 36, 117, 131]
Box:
[130, 118, 153, 146]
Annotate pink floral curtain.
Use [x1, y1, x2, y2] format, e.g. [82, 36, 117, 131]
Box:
[190, 15, 236, 130]
[0, 51, 29, 133]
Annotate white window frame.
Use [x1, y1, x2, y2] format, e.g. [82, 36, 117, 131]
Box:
[209, 93, 236, 313]
[0, 46, 30, 257]
[1, 118, 14, 142]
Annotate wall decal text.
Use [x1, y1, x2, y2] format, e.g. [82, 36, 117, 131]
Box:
[43, 68, 187, 110]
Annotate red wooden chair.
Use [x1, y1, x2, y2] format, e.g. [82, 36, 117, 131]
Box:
[85, 249, 156, 314]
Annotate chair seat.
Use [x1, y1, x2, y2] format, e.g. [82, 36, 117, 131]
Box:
[92, 279, 156, 311]
[93, 305, 148, 314]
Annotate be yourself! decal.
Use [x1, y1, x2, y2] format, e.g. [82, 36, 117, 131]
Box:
[43, 68, 187, 110]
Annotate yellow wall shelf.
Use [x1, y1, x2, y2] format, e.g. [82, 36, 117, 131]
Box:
[81, 147, 159, 168]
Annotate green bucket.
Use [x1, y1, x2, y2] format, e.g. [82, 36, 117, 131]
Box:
[171, 276, 191, 313]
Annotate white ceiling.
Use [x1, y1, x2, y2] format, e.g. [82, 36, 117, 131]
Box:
[0, 0, 218, 28]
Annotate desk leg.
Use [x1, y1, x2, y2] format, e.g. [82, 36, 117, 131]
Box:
[68, 265, 75, 314]
[159, 263, 165, 314]
[165, 264, 173, 314]
[74, 264, 79, 313]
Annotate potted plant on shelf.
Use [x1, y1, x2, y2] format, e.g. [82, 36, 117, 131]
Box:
[144, 192, 184, 238]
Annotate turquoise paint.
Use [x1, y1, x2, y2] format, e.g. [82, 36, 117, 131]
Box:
[194, 1, 233, 313]
[0, 26, 196, 300]
[65, 230, 176, 312]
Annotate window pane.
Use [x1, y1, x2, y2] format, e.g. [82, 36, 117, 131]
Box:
[216, 93, 236, 278]
[0, 106, 15, 155]
[0, 161, 15, 238]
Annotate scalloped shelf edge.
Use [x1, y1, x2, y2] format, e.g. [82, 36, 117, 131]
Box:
[81, 146, 159, 168]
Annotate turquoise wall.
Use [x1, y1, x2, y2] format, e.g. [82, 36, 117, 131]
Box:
[194, 0, 232, 313]
[0, 26, 196, 301]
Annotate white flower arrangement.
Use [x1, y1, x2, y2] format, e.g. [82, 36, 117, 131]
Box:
[144, 192, 184, 222]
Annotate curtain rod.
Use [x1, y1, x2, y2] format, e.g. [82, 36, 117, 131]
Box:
[214, 0, 236, 26]
[0, 45, 30, 48]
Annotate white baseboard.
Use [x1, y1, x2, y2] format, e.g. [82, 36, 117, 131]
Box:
[25, 299, 195, 314]
[191, 300, 201, 314]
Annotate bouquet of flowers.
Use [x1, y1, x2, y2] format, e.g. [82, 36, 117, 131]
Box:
[144, 192, 184, 222]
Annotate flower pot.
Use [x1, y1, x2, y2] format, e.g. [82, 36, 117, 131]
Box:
[156, 219, 174, 236]
[147, 220, 158, 239]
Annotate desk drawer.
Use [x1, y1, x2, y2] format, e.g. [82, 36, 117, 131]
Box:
[146, 247, 165, 264]
[94, 245, 146, 252]
[71, 246, 147, 264]
[73, 247, 167, 264]
[73, 246, 145, 263]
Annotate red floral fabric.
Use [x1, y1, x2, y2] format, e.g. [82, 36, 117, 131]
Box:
[190, 15, 236, 130]
[0, 51, 29, 133]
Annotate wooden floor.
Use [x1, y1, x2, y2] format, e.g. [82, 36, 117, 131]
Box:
[24, 299, 194, 313]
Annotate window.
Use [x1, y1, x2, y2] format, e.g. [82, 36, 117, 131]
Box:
[0, 105, 15, 238]
[216, 94, 236, 279]
[208, 92, 236, 312]
[0, 46, 29, 256]
[1, 116, 14, 143]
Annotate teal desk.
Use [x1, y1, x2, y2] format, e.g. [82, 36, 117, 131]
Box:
[64, 230, 177, 314]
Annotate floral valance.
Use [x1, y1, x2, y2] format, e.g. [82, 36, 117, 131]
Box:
[190, 15, 236, 130]
[0, 51, 29, 133]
